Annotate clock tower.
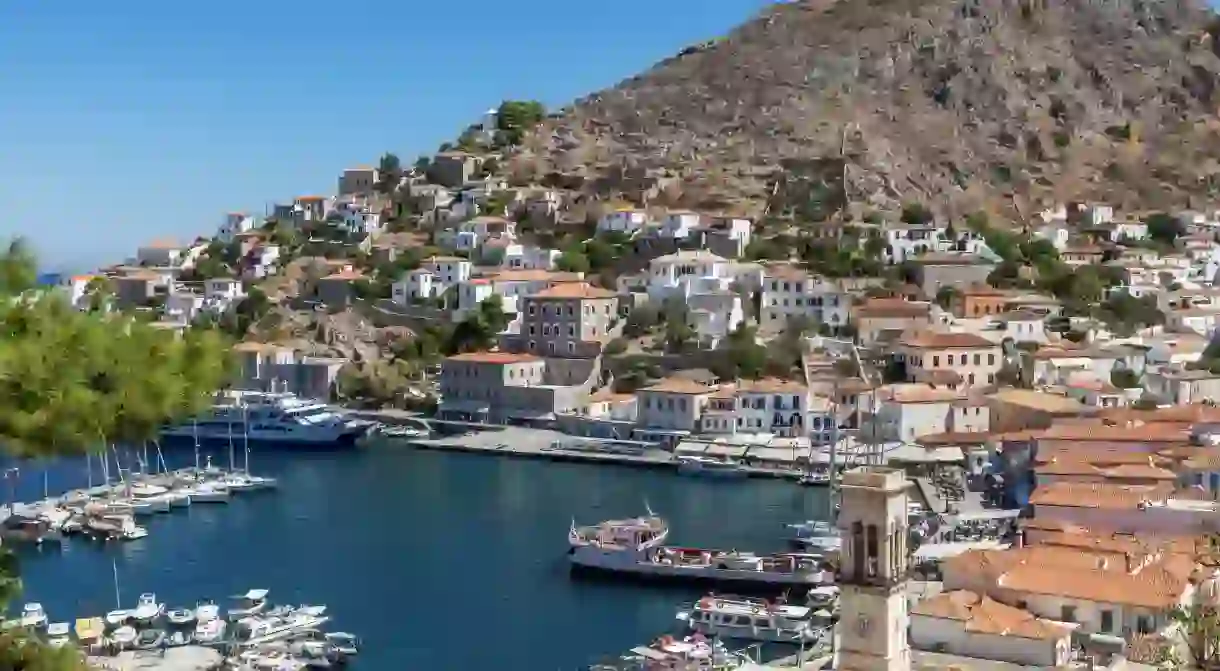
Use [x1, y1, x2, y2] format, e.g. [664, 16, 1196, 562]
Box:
[835, 467, 911, 671]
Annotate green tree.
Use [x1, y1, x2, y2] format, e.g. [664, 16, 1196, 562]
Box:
[1110, 368, 1140, 389]
[0, 241, 229, 669]
[495, 100, 546, 146]
[376, 153, 403, 194]
[900, 203, 934, 227]
[1146, 212, 1186, 247]
[556, 251, 591, 273]
[935, 286, 960, 310]
[623, 305, 662, 338]
[663, 303, 695, 353]
[711, 324, 768, 380]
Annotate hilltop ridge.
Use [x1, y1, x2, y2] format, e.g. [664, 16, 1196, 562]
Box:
[499, 0, 1220, 222]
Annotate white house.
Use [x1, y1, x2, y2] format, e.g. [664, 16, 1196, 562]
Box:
[217, 213, 258, 243]
[759, 266, 851, 332]
[734, 378, 810, 437]
[136, 239, 186, 267]
[58, 274, 98, 310]
[164, 291, 204, 322]
[597, 208, 649, 235]
[499, 244, 560, 271]
[647, 250, 732, 302]
[686, 292, 744, 348]
[204, 278, 244, 302]
[434, 216, 516, 252]
[422, 256, 472, 295]
[391, 268, 435, 305]
[657, 211, 702, 239]
[1032, 223, 1071, 251]
[910, 591, 1072, 667]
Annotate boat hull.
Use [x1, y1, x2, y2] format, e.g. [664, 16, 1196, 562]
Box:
[158, 430, 368, 451]
[684, 620, 821, 644]
[677, 465, 749, 480]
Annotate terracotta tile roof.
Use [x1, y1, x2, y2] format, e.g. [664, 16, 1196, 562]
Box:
[998, 557, 1190, 607]
[640, 378, 717, 395]
[897, 329, 996, 349]
[445, 351, 542, 364]
[588, 389, 636, 404]
[1101, 463, 1178, 481]
[989, 389, 1088, 414]
[1033, 458, 1103, 477]
[1039, 424, 1191, 443]
[295, 195, 326, 202]
[141, 238, 182, 250]
[854, 298, 931, 318]
[323, 269, 365, 281]
[912, 591, 1070, 640]
[736, 378, 807, 393]
[530, 282, 617, 299]
[1099, 404, 1220, 425]
[1036, 446, 1173, 467]
[486, 269, 583, 283]
[1030, 481, 1170, 509]
[878, 383, 964, 404]
[916, 431, 992, 446]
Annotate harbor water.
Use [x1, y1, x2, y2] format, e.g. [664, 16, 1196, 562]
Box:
[6, 445, 831, 669]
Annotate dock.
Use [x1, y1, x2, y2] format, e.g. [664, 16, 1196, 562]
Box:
[88, 646, 221, 671]
[371, 426, 810, 480]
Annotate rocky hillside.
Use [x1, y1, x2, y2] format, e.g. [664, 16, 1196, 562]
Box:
[510, 0, 1220, 223]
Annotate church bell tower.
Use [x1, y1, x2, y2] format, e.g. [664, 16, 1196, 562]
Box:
[835, 467, 911, 671]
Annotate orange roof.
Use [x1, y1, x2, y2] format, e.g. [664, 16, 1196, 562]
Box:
[445, 351, 542, 364]
[296, 195, 326, 202]
[912, 591, 1071, 640]
[878, 383, 963, 404]
[141, 238, 182, 249]
[1039, 424, 1191, 443]
[1030, 481, 1170, 509]
[530, 282, 617, 299]
[640, 378, 716, 395]
[854, 298, 931, 318]
[998, 558, 1188, 608]
[736, 378, 807, 393]
[70, 274, 96, 282]
[897, 329, 996, 349]
[1101, 463, 1178, 481]
[486, 269, 583, 283]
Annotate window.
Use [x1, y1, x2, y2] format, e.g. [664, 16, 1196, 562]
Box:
[1137, 615, 1153, 634]
[933, 356, 940, 367]
[568, 325, 575, 337]
[567, 342, 575, 354]
[851, 522, 865, 579]
[1100, 610, 1114, 633]
[1061, 605, 1076, 622]
[973, 353, 981, 365]
[988, 353, 995, 365]
[529, 325, 536, 336]
[528, 304, 536, 316]
[528, 340, 536, 351]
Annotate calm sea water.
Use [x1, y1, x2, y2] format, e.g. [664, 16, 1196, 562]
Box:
[6, 446, 830, 670]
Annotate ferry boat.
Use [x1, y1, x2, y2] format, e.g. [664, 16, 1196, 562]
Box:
[676, 456, 748, 480]
[676, 595, 822, 643]
[590, 633, 748, 671]
[569, 513, 831, 589]
[159, 391, 375, 449]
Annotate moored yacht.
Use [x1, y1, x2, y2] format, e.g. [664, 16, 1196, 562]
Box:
[570, 513, 831, 588]
[677, 595, 822, 643]
[132, 593, 164, 625]
[160, 391, 373, 449]
[19, 603, 47, 629]
[228, 589, 270, 619]
[676, 456, 748, 480]
[46, 622, 70, 648]
[593, 634, 748, 671]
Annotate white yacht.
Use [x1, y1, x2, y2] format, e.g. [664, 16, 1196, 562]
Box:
[235, 606, 329, 647]
[132, 593, 164, 625]
[196, 603, 222, 623]
[570, 513, 831, 587]
[191, 482, 230, 503]
[111, 625, 138, 650]
[676, 456, 748, 479]
[193, 617, 227, 645]
[160, 391, 373, 448]
[603, 635, 748, 671]
[677, 596, 822, 643]
[228, 590, 270, 619]
[105, 610, 131, 628]
[19, 603, 47, 629]
[46, 622, 70, 648]
[166, 606, 195, 626]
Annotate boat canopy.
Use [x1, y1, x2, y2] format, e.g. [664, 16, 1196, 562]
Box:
[242, 589, 269, 600]
[74, 617, 103, 640]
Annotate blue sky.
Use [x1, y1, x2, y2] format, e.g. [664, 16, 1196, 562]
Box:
[0, 1, 767, 270]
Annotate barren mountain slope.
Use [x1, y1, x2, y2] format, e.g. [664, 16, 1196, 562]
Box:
[514, 0, 1220, 221]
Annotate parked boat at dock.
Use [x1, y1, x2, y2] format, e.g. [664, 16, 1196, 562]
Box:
[20, 603, 48, 629]
[569, 513, 832, 589]
[676, 456, 748, 480]
[46, 622, 70, 648]
[229, 589, 270, 619]
[676, 595, 822, 643]
[132, 592, 165, 625]
[590, 634, 749, 671]
[159, 391, 374, 449]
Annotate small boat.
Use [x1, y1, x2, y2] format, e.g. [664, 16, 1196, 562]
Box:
[676, 455, 748, 479]
[75, 617, 104, 646]
[166, 490, 192, 508]
[135, 628, 166, 650]
[606, 634, 748, 670]
[46, 622, 70, 648]
[798, 471, 831, 486]
[20, 603, 48, 629]
[193, 617, 227, 645]
[325, 632, 360, 658]
[132, 592, 165, 624]
[166, 607, 195, 626]
[191, 483, 229, 503]
[105, 610, 131, 628]
[807, 585, 839, 610]
[223, 474, 257, 493]
[111, 625, 138, 649]
[677, 595, 821, 643]
[244, 474, 278, 491]
[196, 603, 221, 623]
[236, 606, 330, 647]
[228, 589, 269, 619]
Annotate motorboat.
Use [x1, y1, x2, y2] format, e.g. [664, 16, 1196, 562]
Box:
[235, 606, 330, 647]
[223, 474, 257, 493]
[74, 617, 104, 647]
[19, 603, 48, 629]
[600, 634, 748, 671]
[166, 489, 192, 508]
[191, 482, 230, 503]
[786, 520, 840, 553]
[676, 455, 748, 479]
[105, 610, 132, 628]
[677, 595, 821, 643]
[86, 514, 147, 541]
[46, 622, 70, 648]
[194, 617, 227, 645]
[234, 649, 307, 671]
[111, 625, 138, 650]
[324, 632, 360, 658]
[1, 515, 63, 545]
[798, 471, 831, 486]
[196, 603, 221, 623]
[806, 585, 840, 611]
[228, 590, 270, 619]
[132, 593, 165, 625]
[244, 474, 278, 491]
[135, 628, 166, 650]
[167, 607, 196, 626]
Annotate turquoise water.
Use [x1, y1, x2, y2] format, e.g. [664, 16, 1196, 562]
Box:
[9, 447, 830, 669]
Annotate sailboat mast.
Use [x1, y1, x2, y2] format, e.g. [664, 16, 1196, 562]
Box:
[193, 418, 201, 471]
[227, 402, 236, 473]
[112, 560, 121, 610]
[243, 405, 251, 474]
